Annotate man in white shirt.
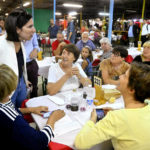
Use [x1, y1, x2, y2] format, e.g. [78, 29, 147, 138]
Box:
[141, 19, 150, 45]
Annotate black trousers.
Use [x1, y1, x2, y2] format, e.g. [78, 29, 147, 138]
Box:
[26, 59, 39, 98]
[141, 35, 149, 46]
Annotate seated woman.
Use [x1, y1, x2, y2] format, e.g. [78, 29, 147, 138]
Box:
[133, 40, 150, 65]
[81, 46, 93, 78]
[99, 46, 130, 85]
[98, 37, 112, 61]
[47, 44, 91, 95]
[75, 62, 150, 150]
[0, 64, 65, 150]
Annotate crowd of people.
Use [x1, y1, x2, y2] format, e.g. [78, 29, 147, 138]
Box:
[0, 7, 150, 150]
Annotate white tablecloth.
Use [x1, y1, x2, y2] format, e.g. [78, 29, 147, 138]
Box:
[26, 88, 124, 149]
[37, 57, 55, 79]
[92, 50, 103, 60]
[127, 47, 142, 59]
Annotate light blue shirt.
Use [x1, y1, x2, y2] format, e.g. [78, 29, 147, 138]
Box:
[24, 33, 40, 63]
[128, 26, 134, 37]
[76, 40, 96, 51]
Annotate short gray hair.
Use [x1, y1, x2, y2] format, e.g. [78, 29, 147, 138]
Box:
[82, 32, 89, 37]
[99, 37, 112, 46]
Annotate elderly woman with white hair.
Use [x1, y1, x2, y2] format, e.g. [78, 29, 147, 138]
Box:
[98, 37, 113, 61]
[76, 32, 96, 51]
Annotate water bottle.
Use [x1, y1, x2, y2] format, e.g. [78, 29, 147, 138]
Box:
[80, 91, 87, 112]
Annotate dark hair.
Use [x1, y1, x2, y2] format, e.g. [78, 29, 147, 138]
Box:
[5, 8, 32, 42]
[128, 62, 150, 103]
[112, 46, 128, 58]
[61, 44, 80, 63]
[82, 46, 93, 62]
[0, 16, 5, 21]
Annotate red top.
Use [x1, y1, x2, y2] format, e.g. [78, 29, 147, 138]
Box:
[52, 40, 70, 56]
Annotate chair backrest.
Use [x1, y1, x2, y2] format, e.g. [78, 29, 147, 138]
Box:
[125, 55, 133, 63]
[92, 59, 100, 67]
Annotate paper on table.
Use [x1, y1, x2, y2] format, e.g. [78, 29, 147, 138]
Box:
[26, 96, 60, 111]
[54, 115, 81, 137]
[73, 111, 92, 126]
[47, 95, 65, 105]
[102, 84, 116, 89]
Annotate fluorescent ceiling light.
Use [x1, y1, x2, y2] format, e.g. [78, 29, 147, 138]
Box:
[99, 12, 109, 16]
[55, 12, 62, 16]
[72, 16, 77, 19]
[5, 13, 8, 16]
[126, 10, 136, 13]
[68, 11, 77, 16]
[63, 3, 83, 8]
[23, 2, 30, 7]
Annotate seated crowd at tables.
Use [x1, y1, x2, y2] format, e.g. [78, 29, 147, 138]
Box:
[0, 8, 150, 150]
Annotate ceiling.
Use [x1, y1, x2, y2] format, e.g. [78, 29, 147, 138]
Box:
[0, 0, 150, 20]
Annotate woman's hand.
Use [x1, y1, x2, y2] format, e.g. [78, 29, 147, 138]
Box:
[31, 106, 49, 116]
[82, 60, 88, 70]
[65, 68, 74, 78]
[47, 110, 65, 129]
[102, 107, 114, 115]
[72, 67, 80, 76]
[90, 109, 97, 123]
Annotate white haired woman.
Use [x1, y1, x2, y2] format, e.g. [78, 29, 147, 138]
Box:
[98, 37, 113, 61]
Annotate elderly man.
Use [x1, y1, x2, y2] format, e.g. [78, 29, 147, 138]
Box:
[52, 32, 70, 56]
[98, 37, 112, 61]
[76, 32, 96, 51]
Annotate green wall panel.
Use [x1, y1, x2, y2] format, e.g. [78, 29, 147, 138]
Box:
[26, 8, 53, 33]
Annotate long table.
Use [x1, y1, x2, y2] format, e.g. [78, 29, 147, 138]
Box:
[26, 88, 124, 150]
[37, 47, 142, 80]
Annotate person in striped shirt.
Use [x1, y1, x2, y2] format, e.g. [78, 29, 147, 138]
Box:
[0, 64, 65, 150]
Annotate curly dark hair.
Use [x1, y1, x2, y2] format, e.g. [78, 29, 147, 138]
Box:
[112, 46, 128, 58]
[128, 62, 150, 103]
[61, 44, 80, 63]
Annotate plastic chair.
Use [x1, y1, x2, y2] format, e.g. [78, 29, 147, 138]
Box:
[125, 55, 133, 63]
[48, 141, 73, 150]
[21, 99, 34, 123]
[92, 59, 100, 67]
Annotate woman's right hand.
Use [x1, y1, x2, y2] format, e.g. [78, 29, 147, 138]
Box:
[102, 107, 114, 115]
[65, 68, 73, 78]
[47, 110, 65, 129]
[90, 109, 97, 123]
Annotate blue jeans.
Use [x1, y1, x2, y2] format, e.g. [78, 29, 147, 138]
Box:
[11, 75, 27, 108]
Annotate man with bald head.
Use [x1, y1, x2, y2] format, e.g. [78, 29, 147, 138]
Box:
[76, 32, 96, 51]
[52, 32, 70, 56]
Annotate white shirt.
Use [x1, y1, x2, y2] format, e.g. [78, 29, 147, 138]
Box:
[142, 24, 150, 36]
[48, 62, 87, 92]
